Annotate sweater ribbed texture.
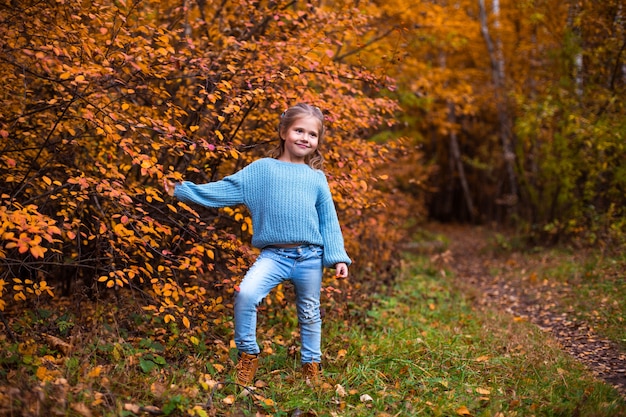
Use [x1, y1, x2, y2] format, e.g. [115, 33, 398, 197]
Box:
[173, 158, 351, 268]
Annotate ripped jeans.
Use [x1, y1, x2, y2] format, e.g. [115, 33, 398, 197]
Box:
[234, 244, 323, 364]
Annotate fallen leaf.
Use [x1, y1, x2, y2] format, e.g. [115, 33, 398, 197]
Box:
[456, 405, 472, 415]
[124, 403, 141, 413]
[42, 333, 72, 355]
[335, 384, 347, 397]
[360, 394, 373, 402]
[71, 402, 92, 417]
[150, 382, 167, 397]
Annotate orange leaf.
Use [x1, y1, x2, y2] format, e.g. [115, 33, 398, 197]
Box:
[456, 406, 471, 415]
[30, 245, 46, 259]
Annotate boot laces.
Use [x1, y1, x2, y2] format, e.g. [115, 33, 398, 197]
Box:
[236, 354, 257, 386]
[303, 362, 320, 381]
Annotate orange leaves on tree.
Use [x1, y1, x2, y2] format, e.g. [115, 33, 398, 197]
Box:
[0, 0, 418, 339]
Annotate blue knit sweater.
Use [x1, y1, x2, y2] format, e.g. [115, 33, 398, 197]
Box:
[173, 158, 351, 268]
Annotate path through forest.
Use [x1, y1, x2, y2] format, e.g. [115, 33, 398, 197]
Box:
[425, 223, 626, 398]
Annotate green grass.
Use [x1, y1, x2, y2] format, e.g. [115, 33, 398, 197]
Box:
[1, 250, 624, 416]
[203, 254, 626, 416]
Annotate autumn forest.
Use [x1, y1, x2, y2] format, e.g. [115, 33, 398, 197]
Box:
[1, 0, 625, 415]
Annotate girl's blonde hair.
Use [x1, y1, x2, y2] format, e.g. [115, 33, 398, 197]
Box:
[270, 103, 325, 170]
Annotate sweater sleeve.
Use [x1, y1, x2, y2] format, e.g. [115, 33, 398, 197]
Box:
[317, 176, 352, 268]
[173, 172, 245, 208]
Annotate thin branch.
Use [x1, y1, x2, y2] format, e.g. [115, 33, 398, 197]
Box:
[334, 26, 399, 62]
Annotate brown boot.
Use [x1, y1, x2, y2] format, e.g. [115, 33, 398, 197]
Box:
[235, 352, 259, 387]
[302, 362, 321, 386]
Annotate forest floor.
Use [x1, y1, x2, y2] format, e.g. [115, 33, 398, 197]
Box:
[1, 222, 625, 416]
[424, 222, 626, 398]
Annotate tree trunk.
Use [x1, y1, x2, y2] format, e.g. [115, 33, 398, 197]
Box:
[448, 102, 476, 221]
[478, 0, 518, 207]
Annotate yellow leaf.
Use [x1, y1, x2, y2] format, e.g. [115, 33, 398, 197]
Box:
[230, 149, 238, 159]
[42, 176, 52, 185]
[182, 316, 190, 328]
[60, 72, 71, 80]
[215, 130, 223, 140]
[121, 103, 130, 110]
[290, 66, 301, 74]
[476, 387, 491, 395]
[222, 394, 235, 404]
[36, 366, 53, 381]
[456, 406, 471, 415]
[164, 314, 174, 323]
[97, 276, 108, 282]
[88, 365, 102, 378]
[195, 409, 208, 417]
[190, 125, 199, 132]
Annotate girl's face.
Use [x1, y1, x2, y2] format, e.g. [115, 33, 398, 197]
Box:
[279, 116, 320, 164]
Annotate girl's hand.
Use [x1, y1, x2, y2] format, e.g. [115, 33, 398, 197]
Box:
[163, 179, 177, 197]
[335, 262, 349, 278]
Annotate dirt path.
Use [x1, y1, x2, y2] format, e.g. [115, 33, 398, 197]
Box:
[425, 223, 626, 397]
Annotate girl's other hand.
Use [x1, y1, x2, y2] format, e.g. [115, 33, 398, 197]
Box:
[335, 262, 349, 278]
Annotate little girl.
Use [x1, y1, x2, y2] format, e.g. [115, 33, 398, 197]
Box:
[164, 103, 351, 387]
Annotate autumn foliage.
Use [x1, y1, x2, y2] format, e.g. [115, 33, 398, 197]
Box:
[0, 0, 418, 330]
[364, 0, 626, 245]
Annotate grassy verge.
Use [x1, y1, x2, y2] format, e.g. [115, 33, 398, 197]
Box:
[1, 250, 625, 416]
[488, 234, 626, 349]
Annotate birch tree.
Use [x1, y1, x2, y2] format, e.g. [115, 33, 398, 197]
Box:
[478, 0, 518, 207]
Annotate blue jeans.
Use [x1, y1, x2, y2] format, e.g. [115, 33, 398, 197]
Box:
[234, 244, 323, 364]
